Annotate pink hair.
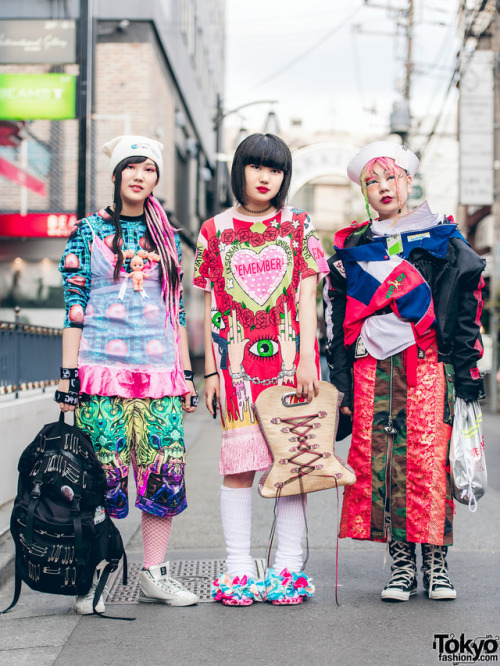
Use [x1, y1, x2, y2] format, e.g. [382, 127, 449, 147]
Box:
[144, 195, 183, 368]
[360, 157, 406, 222]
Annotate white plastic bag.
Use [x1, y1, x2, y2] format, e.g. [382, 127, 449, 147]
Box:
[449, 398, 487, 512]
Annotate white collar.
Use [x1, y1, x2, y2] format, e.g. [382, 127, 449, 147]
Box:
[371, 201, 444, 236]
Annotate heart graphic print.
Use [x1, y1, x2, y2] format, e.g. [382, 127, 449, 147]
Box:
[230, 245, 288, 306]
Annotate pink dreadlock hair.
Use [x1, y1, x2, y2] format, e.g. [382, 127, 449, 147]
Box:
[360, 156, 406, 223]
[144, 194, 182, 324]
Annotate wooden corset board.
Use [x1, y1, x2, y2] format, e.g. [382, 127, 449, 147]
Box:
[255, 381, 356, 498]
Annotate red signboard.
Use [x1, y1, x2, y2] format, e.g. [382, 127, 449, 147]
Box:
[0, 212, 77, 237]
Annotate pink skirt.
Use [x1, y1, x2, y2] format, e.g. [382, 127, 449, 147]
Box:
[219, 423, 272, 475]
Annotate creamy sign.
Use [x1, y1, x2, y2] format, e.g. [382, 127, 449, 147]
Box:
[0, 20, 76, 64]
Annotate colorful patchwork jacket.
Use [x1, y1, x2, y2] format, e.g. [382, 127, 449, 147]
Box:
[323, 217, 486, 405]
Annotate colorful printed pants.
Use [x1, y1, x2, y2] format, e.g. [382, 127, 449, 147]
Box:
[76, 395, 186, 518]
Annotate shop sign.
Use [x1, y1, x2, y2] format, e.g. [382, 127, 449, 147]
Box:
[0, 213, 77, 238]
[0, 73, 76, 120]
[459, 50, 494, 206]
[0, 20, 76, 64]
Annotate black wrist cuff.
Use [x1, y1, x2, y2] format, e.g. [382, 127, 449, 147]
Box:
[61, 367, 79, 380]
[54, 390, 79, 406]
[184, 370, 195, 382]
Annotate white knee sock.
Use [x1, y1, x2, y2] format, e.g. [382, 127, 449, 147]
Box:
[220, 485, 256, 579]
[273, 494, 307, 574]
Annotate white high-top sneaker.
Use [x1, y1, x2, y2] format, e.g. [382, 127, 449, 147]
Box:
[75, 559, 107, 615]
[139, 562, 199, 606]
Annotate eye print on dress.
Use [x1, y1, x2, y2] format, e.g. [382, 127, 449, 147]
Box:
[248, 338, 279, 360]
[211, 310, 226, 330]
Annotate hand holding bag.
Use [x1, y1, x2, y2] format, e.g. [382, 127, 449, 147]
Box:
[450, 397, 487, 512]
[254, 381, 356, 498]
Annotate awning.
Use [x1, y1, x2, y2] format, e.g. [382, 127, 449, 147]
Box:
[0, 153, 46, 196]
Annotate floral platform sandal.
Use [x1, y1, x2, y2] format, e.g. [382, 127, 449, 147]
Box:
[211, 573, 265, 606]
[264, 568, 315, 605]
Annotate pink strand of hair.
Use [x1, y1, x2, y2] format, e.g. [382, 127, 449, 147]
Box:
[145, 195, 181, 322]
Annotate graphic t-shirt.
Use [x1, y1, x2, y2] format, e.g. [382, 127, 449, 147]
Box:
[59, 209, 187, 399]
[193, 206, 328, 435]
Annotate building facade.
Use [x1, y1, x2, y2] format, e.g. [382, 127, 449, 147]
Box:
[0, 0, 225, 351]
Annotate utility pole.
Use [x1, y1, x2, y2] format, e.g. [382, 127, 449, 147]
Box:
[77, 0, 93, 220]
[404, 0, 414, 104]
[212, 98, 278, 216]
[363, 0, 412, 140]
[213, 94, 223, 218]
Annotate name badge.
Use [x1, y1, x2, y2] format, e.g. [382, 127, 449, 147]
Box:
[387, 233, 403, 256]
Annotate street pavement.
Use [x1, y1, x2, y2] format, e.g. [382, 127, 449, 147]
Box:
[0, 404, 499, 666]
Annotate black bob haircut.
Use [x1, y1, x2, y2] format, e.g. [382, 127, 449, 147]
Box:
[231, 133, 292, 210]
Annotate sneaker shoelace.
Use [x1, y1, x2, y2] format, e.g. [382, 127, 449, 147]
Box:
[386, 543, 416, 588]
[386, 565, 415, 588]
[427, 550, 454, 590]
[156, 575, 188, 593]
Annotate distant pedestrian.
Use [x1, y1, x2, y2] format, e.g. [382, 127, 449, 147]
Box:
[57, 135, 199, 614]
[323, 141, 485, 602]
[193, 133, 328, 605]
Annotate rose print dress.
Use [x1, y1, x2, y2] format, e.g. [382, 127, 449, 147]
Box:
[193, 206, 328, 474]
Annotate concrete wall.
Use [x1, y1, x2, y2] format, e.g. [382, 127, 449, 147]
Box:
[0, 391, 56, 506]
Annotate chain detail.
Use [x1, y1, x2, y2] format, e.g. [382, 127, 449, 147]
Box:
[229, 365, 297, 385]
[231, 370, 295, 385]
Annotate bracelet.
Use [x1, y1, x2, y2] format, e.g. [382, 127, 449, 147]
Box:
[184, 369, 195, 382]
[228, 367, 246, 381]
[60, 367, 80, 395]
[281, 362, 296, 377]
[204, 371, 219, 379]
[60, 367, 78, 380]
[54, 389, 79, 406]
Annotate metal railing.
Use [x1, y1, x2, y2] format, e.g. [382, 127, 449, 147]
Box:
[0, 313, 62, 397]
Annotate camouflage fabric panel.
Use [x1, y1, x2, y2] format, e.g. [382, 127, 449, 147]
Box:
[370, 356, 408, 541]
[342, 348, 453, 545]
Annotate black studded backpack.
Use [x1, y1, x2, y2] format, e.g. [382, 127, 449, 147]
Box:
[1, 413, 127, 617]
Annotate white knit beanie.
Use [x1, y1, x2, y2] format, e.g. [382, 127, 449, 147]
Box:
[102, 135, 164, 176]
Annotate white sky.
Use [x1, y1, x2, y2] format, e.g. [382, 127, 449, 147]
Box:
[224, 0, 461, 149]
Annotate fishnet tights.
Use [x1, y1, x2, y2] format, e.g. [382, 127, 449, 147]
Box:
[141, 512, 173, 569]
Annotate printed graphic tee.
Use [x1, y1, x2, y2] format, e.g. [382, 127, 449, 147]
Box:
[193, 206, 328, 447]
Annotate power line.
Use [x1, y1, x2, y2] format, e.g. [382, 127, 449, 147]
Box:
[416, 2, 495, 158]
[417, 66, 458, 157]
[351, 25, 367, 110]
[244, 4, 365, 92]
[413, 10, 459, 137]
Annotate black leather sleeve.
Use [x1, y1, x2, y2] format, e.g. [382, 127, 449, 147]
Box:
[449, 238, 486, 401]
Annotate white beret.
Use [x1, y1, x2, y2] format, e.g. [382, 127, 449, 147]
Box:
[347, 141, 419, 185]
[102, 135, 164, 177]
